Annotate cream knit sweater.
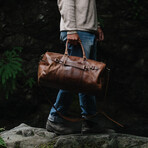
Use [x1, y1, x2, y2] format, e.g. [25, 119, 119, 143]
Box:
[57, 0, 99, 34]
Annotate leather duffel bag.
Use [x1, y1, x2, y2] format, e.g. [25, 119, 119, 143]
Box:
[38, 41, 108, 94]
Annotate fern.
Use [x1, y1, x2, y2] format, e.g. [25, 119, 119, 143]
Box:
[0, 137, 6, 148]
[0, 128, 6, 148]
[25, 77, 36, 88]
[0, 47, 23, 99]
[0, 47, 36, 99]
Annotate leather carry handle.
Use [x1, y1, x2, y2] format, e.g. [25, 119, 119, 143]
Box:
[65, 40, 87, 61]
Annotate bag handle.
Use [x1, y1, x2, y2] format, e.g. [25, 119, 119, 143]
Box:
[65, 40, 87, 61]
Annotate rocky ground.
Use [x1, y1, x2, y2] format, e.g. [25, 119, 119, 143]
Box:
[1, 123, 148, 148]
[0, 0, 148, 141]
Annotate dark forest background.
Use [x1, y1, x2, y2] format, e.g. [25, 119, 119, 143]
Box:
[0, 0, 148, 137]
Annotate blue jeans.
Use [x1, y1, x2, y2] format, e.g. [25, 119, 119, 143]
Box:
[48, 31, 97, 122]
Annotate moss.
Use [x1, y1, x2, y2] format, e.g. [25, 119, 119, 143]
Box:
[37, 140, 56, 148]
[14, 141, 21, 148]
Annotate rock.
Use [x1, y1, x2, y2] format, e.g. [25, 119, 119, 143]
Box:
[51, 134, 148, 148]
[0, 0, 148, 138]
[1, 124, 148, 148]
[0, 123, 56, 148]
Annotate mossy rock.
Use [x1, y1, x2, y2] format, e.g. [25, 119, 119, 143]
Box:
[37, 140, 56, 148]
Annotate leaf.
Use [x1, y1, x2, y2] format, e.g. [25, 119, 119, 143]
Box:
[5, 93, 9, 99]
[25, 78, 36, 88]
[9, 62, 22, 72]
[0, 128, 5, 132]
[11, 62, 22, 70]
[6, 65, 12, 78]
[0, 48, 23, 99]
[12, 71, 16, 79]
[4, 65, 9, 80]
[0, 137, 7, 148]
[0, 66, 4, 77]
[11, 79, 16, 90]
[12, 57, 23, 62]
[2, 73, 6, 85]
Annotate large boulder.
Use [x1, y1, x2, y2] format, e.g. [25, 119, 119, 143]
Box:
[0, 0, 148, 138]
[1, 123, 148, 148]
[0, 123, 56, 148]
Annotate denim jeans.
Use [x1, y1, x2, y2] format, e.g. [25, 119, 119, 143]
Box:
[48, 31, 97, 123]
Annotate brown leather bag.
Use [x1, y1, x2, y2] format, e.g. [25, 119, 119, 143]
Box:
[38, 41, 108, 94]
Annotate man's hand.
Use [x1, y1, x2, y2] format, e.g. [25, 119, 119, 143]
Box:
[67, 33, 80, 45]
[97, 27, 104, 41]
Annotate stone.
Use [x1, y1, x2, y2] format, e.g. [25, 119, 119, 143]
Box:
[1, 124, 148, 148]
[0, 123, 56, 148]
[50, 134, 148, 148]
[0, 0, 148, 139]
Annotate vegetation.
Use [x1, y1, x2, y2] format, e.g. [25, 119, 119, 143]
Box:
[127, 0, 143, 20]
[0, 47, 36, 99]
[25, 77, 36, 89]
[37, 141, 56, 148]
[0, 128, 5, 132]
[0, 47, 23, 99]
[0, 128, 6, 148]
[98, 17, 104, 28]
[0, 137, 6, 148]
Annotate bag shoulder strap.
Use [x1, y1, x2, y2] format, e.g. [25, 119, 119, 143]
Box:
[39, 69, 124, 127]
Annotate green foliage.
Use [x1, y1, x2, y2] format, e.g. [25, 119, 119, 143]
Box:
[0, 47, 23, 99]
[0, 137, 7, 148]
[0, 128, 5, 132]
[98, 17, 104, 28]
[25, 77, 36, 88]
[127, 0, 143, 20]
[0, 47, 36, 99]
[37, 141, 56, 148]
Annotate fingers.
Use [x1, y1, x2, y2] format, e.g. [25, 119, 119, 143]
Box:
[68, 38, 79, 45]
[97, 28, 104, 42]
[67, 33, 80, 45]
[68, 40, 79, 45]
[99, 32, 104, 41]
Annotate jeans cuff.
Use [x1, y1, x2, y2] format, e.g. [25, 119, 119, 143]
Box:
[48, 114, 64, 123]
[82, 114, 98, 122]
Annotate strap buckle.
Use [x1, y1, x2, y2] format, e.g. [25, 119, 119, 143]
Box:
[84, 65, 89, 71]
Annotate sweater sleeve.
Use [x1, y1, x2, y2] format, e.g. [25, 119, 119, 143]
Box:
[58, 0, 77, 31]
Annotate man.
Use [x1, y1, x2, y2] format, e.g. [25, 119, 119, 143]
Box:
[46, 0, 104, 135]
